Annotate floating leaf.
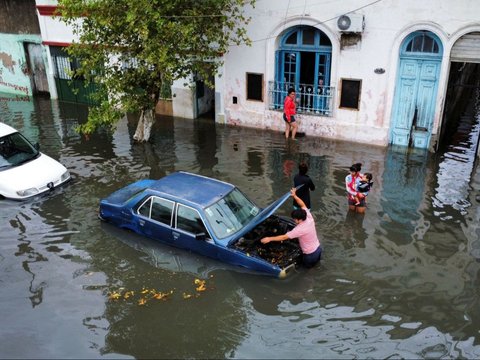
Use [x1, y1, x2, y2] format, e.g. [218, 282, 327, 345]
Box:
[108, 291, 121, 300]
[138, 298, 147, 305]
[124, 291, 134, 299]
[195, 279, 206, 292]
[153, 291, 172, 300]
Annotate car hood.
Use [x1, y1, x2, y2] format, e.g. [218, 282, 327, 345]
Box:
[0, 153, 68, 198]
[225, 189, 292, 245]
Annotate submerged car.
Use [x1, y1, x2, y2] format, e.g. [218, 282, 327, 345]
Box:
[99, 171, 303, 278]
[0, 122, 71, 200]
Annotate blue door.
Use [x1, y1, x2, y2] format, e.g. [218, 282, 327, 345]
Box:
[390, 31, 443, 149]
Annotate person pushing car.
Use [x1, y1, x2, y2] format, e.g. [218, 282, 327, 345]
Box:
[261, 188, 322, 268]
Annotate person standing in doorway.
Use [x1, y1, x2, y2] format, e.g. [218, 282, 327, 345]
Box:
[293, 162, 315, 210]
[283, 88, 298, 140]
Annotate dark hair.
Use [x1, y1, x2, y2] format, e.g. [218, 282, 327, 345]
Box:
[298, 162, 308, 175]
[364, 172, 372, 181]
[287, 88, 295, 95]
[350, 162, 362, 172]
[291, 209, 307, 221]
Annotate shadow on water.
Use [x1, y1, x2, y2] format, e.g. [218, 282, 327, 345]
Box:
[1, 93, 480, 358]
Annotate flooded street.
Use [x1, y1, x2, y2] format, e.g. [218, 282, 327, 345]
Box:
[1, 94, 480, 359]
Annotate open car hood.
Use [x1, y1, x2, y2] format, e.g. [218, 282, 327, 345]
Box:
[227, 189, 292, 245]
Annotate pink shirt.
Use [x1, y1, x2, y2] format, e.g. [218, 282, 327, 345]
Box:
[286, 208, 320, 254]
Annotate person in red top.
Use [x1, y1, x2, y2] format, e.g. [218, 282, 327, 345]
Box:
[283, 88, 298, 140]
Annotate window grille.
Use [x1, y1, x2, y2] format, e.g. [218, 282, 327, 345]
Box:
[268, 81, 334, 116]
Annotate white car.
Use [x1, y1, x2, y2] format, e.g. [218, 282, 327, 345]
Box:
[0, 122, 71, 200]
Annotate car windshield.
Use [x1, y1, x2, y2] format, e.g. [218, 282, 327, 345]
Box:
[204, 188, 260, 239]
[0, 132, 39, 171]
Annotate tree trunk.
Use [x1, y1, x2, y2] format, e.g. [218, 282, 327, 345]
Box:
[133, 109, 155, 142]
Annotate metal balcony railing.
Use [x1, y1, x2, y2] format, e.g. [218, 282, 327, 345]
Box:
[268, 81, 334, 116]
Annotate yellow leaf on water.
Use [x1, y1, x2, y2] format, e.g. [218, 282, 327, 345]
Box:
[138, 298, 147, 305]
[195, 280, 207, 292]
[183, 293, 192, 299]
[108, 291, 121, 300]
[153, 292, 171, 300]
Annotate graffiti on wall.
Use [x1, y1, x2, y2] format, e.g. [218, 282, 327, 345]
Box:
[0, 95, 30, 102]
[0, 53, 29, 96]
[0, 52, 16, 73]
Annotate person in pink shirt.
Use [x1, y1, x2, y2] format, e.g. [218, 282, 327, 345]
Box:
[261, 188, 322, 268]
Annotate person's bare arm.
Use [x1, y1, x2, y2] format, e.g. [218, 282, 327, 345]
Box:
[261, 233, 289, 244]
[291, 187, 306, 209]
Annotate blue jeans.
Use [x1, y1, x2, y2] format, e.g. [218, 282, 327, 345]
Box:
[303, 246, 322, 268]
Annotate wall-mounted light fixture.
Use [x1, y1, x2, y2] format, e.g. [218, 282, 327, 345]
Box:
[374, 68, 385, 74]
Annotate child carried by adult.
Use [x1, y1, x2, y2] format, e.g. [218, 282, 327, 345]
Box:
[354, 172, 373, 205]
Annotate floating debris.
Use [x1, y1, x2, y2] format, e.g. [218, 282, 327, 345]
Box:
[231, 216, 302, 268]
[107, 280, 209, 305]
[194, 279, 206, 292]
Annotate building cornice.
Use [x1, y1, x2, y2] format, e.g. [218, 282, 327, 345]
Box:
[42, 41, 71, 47]
[37, 5, 58, 16]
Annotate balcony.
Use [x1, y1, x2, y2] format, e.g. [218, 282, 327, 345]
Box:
[268, 81, 334, 116]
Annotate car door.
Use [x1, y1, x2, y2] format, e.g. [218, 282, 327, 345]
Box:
[173, 203, 218, 258]
[136, 196, 175, 244]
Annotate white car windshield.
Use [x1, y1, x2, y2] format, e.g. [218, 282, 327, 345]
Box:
[204, 188, 260, 239]
[0, 132, 39, 170]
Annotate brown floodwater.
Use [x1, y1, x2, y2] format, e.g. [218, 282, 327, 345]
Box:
[1, 93, 480, 359]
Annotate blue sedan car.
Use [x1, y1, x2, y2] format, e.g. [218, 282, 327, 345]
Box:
[99, 171, 302, 278]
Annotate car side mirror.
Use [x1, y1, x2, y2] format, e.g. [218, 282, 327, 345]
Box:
[195, 232, 206, 241]
[34, 142, 40, 150]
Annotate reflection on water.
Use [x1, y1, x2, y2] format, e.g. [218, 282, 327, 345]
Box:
[434, 90, 480, 216]
[1, 94, 480, 358]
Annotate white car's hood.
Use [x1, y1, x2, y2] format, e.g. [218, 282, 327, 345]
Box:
[0, 153, 69, 199]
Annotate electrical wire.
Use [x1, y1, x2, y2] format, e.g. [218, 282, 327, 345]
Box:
[232, 0, 385, 46]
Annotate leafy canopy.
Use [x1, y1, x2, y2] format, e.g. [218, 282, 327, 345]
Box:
[57, 0, 255, 133]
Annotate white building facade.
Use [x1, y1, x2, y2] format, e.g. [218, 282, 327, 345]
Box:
[33, 0, 480, 151]
[216, 0, 480, 151]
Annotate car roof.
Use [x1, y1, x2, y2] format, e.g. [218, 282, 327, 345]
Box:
[150, 171, 235, 208]
[0, 123, 17, 137]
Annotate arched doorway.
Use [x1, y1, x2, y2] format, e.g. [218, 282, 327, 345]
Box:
[270, 26, 333, 115]
[390, 31, 443, 149]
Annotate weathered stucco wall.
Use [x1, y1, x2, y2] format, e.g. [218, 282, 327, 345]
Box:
[220, 0, 480, 147]
[0, 1, 43, 96]
[0, 0, 40, 34]
[0, 34, 44, 96]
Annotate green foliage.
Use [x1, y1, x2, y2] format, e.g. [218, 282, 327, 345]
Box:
[57, 0, 255, 134]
